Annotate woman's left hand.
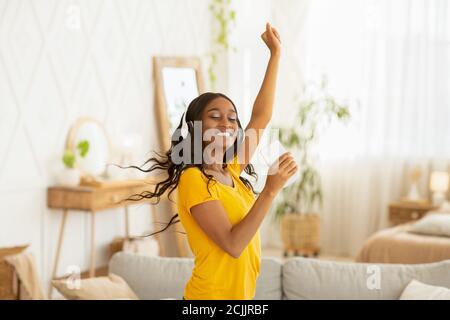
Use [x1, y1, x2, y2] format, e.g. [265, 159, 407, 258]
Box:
[261, 22, 281, 56]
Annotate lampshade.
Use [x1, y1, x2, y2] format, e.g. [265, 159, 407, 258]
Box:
[430, 171, 449, 193]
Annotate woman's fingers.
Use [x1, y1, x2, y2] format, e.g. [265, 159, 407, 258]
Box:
[268, 152, 291, 175]
[261, 31, 267, 42]
[280, 158, 296, 172]
[263, 22, 277, 42]
[262, 23, 281, 55]
[278, 155, 296, 171]
[266, 23, 279, 39]
[285, 160, 297, 172]
[272, 27, 281, 43]
[287, 164, 298, 176]
[277, 152, 292, 164]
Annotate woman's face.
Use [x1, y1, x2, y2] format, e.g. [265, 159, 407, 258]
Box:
[201, 97, 239, 151]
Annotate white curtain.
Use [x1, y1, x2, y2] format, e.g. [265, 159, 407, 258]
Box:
[270, 0, 450, 256]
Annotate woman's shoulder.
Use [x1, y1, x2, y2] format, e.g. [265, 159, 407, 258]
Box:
[177, 167, 216, 198]
[179, 166, 202, 181]
[179, 166, 212, 187]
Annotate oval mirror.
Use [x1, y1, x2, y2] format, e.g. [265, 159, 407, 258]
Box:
[66, 117, 111, 178]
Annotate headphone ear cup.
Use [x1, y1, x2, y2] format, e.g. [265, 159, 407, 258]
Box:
[172, 125, 183, 142]
[184, 121, 193, 138]
[180, 126, 188, 139]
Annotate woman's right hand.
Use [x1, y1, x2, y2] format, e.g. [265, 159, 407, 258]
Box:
[261, 22, 281, 56]
[263, 152, 298, 196]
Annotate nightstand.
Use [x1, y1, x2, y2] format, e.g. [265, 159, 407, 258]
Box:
[388, 201, 438, 225]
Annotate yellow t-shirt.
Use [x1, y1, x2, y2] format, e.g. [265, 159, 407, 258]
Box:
[176, 155, 261, 300]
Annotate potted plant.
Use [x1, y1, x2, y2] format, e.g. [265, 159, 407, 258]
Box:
[273, 77, 350, 257]
[56, 140, 90, 187]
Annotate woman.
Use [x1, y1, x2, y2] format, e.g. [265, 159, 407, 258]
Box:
[127, 23, 297, 300]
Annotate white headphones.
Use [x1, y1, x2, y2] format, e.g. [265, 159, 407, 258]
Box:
[180, 111, 189, 139]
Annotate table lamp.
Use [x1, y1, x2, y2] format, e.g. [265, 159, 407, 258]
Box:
[430, 171, 449, 207]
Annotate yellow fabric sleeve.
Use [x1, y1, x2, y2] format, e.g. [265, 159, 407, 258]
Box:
[178, 167, 220, 212]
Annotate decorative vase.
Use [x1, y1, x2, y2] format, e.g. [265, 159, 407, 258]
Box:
[56, 167, 81, 187]
[280, 213, 320, 257]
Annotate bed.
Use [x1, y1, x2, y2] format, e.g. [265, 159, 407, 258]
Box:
[355, 223, 450, 264]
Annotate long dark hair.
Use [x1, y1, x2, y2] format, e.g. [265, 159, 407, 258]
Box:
[120, 92, 258, 237]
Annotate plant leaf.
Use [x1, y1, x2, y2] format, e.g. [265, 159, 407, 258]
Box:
[62, 150, 75, 168]
[77, 140, 90, 158]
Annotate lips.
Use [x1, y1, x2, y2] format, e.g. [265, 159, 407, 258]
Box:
[217, 131, 232, 137]
[216, 128, 234, 137]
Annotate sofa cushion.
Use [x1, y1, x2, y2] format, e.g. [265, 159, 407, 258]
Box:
[109, 253, 193, 300]
[109, 252, 282, 300]
[255, 257, 283, 300]
[399, 279, 450, 300]
[282, 257, 450, 300]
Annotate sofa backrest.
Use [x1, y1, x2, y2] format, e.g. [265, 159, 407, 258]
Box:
[110, 252, 450, 300]
[109, 252, 283, 300]
[283, 257, 450, 300]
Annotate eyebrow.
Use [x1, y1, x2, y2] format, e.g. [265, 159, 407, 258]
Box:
[207, 107, 237, 113]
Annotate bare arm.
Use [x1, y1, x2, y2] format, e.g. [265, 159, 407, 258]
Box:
[190, 152, 297, 258]
[238, 23, 282, 173]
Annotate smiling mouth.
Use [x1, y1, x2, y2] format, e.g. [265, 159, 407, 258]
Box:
[216, 132, 232, 137]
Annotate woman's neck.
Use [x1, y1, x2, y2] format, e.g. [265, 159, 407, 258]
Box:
[203, 163, 226, 173]
[202, 146, 226, 172]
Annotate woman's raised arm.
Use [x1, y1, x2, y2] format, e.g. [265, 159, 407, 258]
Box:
[238, 22, 282, 173]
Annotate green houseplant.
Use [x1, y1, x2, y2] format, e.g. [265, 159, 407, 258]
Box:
[274, 77, 350, 256]
[57, 140, 90, 187]
[208, 0, 236, 90]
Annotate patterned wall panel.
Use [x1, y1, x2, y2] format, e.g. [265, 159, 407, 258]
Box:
[0, 0, 214, 293]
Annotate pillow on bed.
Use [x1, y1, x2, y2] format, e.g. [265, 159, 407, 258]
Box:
[400, 280, 450, 300]
[408, 212, 450, 237]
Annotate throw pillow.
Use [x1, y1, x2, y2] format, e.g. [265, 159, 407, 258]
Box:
[399, 280, 450, 300]
[52, 273, 138, 300]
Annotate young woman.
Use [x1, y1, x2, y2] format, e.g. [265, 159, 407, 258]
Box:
[128, 23, 297, 300]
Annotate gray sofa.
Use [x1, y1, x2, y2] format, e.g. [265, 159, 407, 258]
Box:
[109, 252, 450, 300]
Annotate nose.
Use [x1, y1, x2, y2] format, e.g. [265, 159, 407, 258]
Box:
[218, 119, 233, 129]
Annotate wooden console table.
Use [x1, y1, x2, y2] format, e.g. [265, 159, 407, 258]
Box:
[46, 179, 161, 298]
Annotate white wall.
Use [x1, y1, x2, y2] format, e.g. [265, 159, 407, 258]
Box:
[0, 0, 213, 292]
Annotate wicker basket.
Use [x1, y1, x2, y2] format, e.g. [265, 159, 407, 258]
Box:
[280, 214, 320, 257]
[0, 245, 29, 300]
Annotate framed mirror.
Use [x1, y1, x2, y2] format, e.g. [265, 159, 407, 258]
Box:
[153, 56, 205, 258]
[65, 117, 111, 179]
[153, 56, 205, 150]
